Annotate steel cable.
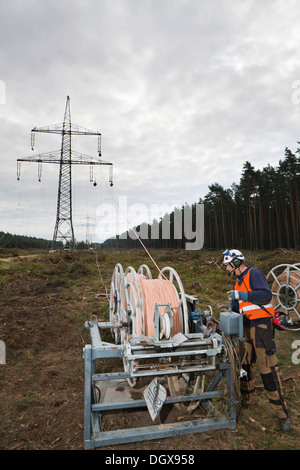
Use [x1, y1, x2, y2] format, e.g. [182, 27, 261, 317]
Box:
[125, 273, 183, 337]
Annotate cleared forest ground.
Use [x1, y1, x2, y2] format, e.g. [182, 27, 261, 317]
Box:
[0, 247, 299, 451]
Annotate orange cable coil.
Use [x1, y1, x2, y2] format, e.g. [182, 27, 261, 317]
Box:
[124, 274, 182, 337]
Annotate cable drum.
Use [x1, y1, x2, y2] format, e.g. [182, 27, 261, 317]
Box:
[109, 263, 189, 342]
[123, 267, 145, 339]
[267, 264, 300, 324]
[138, 277, 182, 337]
[109, 264, 189, 387]
[158, 267, 189, 334]
[109, 263, 125, 343]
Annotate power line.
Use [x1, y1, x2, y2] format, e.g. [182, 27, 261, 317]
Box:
[17, 96, 113, 251]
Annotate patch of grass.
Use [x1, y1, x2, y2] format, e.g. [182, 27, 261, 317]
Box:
[0, 272, 10, 283]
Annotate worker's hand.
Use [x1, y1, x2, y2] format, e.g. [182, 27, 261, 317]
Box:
[227, 290, 248, 301]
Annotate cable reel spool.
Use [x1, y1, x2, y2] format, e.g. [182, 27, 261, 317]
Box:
[84, 263, 239, 448]
[158, 266, 189, 335]
[267, 263, 300, 329]
[109, 263, 191, 386]
[159, 308, 172, 340]
[109, 263, 189, 343]
[109, 263, 125, 344]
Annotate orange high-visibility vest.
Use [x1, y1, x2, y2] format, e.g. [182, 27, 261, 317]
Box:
[234, 267, 275, 320]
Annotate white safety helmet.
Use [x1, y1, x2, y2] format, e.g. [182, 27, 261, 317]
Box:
[223, 249, 245, 267]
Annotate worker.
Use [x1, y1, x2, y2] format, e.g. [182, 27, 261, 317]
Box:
[222, 249, 291, 432]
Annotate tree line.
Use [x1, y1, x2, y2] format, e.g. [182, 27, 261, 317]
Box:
[0, 231, 63, 250]
[103, 145, 300, 251]
[0, 232, 101, 250]
[0, 232, 101, 251]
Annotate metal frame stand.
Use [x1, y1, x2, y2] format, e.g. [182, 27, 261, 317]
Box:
[83, 320, 237, 450]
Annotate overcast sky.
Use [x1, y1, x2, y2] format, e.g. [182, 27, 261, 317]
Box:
[1, 0, 300, 244]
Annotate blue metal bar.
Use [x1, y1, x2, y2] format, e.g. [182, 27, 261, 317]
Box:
[90, 417, 236, 448]
[126, 347, 220, 360]
[92, 347, 124, 359]
[92, 364, 216, 381]
[226, 361, 237, 422]
[92, 390, 221, 412]
[83, 344, 238, 449]
[83, 345, 92, 447]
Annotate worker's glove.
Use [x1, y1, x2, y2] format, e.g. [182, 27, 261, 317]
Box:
[227, 290, 248, 301]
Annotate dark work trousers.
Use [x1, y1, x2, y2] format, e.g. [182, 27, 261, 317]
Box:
[239, 319, 289, 419]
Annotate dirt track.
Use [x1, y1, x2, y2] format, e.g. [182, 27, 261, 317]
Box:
[0, 255, 39, 262]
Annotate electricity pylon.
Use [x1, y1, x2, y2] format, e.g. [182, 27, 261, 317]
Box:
[17, 96, 113, 251]
[79, 215, 96, 247]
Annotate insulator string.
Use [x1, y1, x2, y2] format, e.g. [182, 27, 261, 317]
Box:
[38, 163, 42, 182]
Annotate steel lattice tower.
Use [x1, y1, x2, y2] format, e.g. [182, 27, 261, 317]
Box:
[17, 96, 113, 251]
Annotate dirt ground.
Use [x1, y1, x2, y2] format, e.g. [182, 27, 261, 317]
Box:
[0, 248, 299, 451]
